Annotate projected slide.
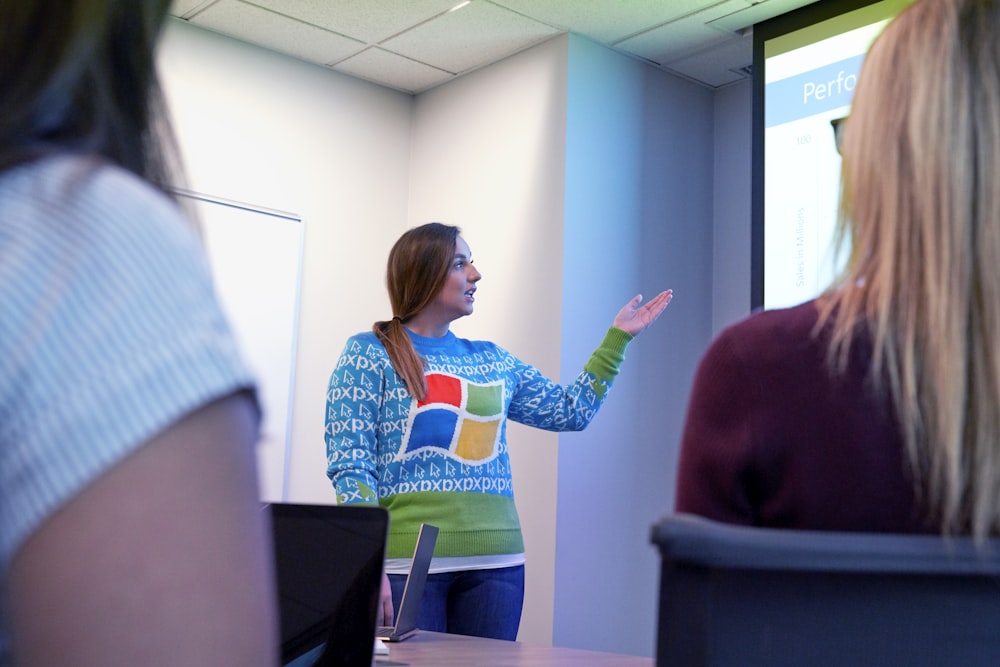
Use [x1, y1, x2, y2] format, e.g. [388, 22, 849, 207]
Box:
[762, 0, 907, 308]
[763, 21, 888, 310]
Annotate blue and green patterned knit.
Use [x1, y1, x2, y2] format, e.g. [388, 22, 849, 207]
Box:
[325, 326, 631, 558]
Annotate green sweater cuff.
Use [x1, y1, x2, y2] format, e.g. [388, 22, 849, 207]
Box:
[583, 326, 633, 383]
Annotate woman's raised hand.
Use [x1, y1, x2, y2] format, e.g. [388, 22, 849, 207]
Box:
[612, 290, 673, 337]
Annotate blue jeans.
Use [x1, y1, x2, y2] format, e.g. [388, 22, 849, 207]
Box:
[388, 565, 524, 640]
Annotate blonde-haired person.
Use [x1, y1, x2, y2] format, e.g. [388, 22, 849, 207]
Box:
[326, 222, 672, 640]
[676, 0, 1000, 539]
[1, 1, 278, 664]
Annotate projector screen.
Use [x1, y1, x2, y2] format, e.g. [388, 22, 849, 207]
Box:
[751, 0, 915, 310]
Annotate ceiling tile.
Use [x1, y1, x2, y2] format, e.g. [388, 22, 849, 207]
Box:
[617, 0, 746, 63]
[333, 48, 456, 94]
[710, 0, 820, 33]
[190, 0, 365, 65]
[382, 1, 560, 74]
[169, 0, 797, 91]
[242, 0, 462, 43]
[170, 0, 219, 18]
[664, 32, 753, 88]
[492, 0, 721, 44]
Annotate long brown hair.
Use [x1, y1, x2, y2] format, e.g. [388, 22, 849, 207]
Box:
[373, 223, 460, 400]
[820, 0, 1000, 537]
[0, 0, 177, 187]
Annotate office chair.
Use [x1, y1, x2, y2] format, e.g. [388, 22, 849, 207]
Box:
[650, 513, 1000, 667]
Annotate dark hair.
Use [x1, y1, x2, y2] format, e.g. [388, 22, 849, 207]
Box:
[0, 0, 177, 187]
[373, 223, 460, 400]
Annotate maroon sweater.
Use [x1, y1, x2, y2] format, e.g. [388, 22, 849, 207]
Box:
[675, 300, 936, 533]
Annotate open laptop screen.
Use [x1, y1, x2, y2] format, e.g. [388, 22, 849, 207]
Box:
[267, 503, 388, 667]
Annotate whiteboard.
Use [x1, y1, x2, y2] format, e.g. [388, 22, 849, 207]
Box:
[176, 191, 303, 502]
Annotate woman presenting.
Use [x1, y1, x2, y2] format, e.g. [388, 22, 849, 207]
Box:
[325, 222, 671, 640]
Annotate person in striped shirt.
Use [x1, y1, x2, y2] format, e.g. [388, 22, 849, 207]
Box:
[0, 2, 279, 664]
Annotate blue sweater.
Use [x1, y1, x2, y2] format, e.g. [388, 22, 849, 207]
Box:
[325, 327, 631, 558]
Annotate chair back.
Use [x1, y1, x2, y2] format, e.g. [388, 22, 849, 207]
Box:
[651, 513, 1000, 666]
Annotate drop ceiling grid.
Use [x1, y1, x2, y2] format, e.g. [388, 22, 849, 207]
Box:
[493, 0, 738, 44]
[381, 1, 561, 75]
[617, 0, 748, 65]
[333, 48, 455, 93]
[665, 33, 755, 88]
[239, 0, 463, 44]
[169, 0, 825, 92]
[189, 0, 366, 65]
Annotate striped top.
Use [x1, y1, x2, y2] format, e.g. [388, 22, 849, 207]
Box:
[0, 155, 256, 661]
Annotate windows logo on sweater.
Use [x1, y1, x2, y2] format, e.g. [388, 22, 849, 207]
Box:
[398, 372, 503, 465]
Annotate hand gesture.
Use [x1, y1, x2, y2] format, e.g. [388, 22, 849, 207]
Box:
[612, 290, 673, 337]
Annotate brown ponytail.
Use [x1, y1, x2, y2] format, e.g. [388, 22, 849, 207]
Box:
[374, 223, 460, 400]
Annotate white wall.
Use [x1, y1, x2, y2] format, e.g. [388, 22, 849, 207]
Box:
[157, 17, 752, 659]
[406, 36, 570, 647]
[405, 35, 719, 653]
[712, 80, 754, 333]
[158, 19, 413, 504]
[554, 35, 715, 656]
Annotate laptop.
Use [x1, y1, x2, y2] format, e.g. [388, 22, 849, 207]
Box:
[376, 523, 439, 642]
[267, 503, 388, 667]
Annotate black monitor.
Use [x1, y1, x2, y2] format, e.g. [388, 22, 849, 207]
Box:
[267, 503, 388, 667]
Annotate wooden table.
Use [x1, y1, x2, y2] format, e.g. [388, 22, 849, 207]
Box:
[374, 631, 654, 666]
